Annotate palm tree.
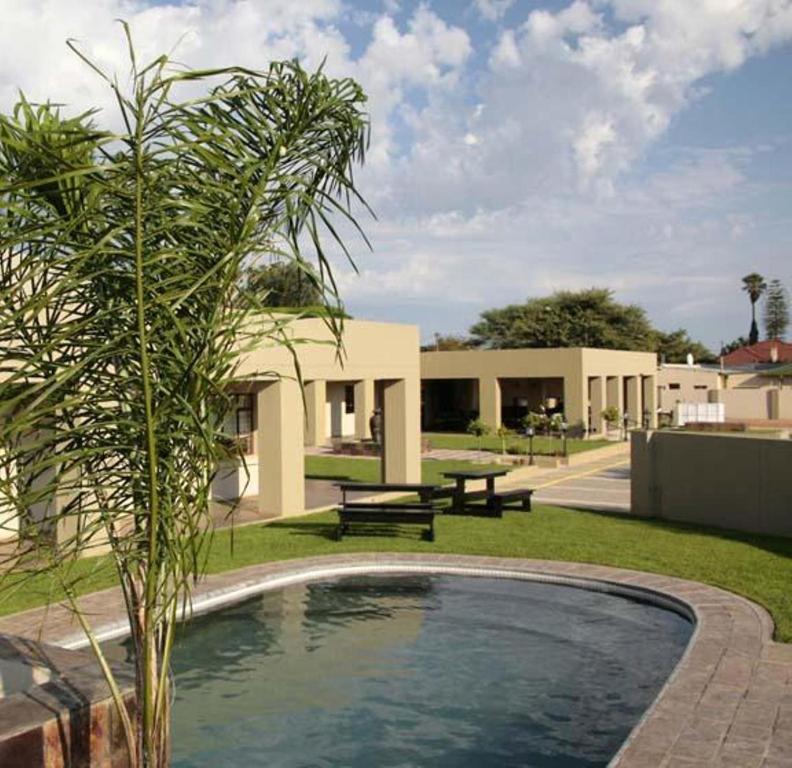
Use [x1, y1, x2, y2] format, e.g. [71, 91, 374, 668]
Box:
[0, 28, 369, 768]
[742, 273, 767, 345]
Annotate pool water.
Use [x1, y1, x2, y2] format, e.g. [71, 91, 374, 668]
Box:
[142, 575, 692, 767]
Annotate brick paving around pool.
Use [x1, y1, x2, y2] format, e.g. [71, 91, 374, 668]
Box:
[0, 553, 790, 767]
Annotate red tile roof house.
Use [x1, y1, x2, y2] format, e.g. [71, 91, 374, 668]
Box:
[721, 339, 792, 367]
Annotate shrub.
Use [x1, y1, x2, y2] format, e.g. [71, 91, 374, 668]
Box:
[601, 406, 620, 425]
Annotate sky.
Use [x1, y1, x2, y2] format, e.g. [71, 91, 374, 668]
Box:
[1, 0, 791, 351]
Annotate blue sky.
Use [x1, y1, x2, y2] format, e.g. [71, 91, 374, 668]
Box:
[1, 0, 791, 351]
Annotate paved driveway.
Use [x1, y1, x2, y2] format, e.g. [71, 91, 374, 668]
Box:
[532, 461, 630, 513]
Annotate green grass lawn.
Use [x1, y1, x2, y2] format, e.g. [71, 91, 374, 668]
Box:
[305, 455, 505, 486]
[2, 504, 791, 643]
[424, 431, 610, 456]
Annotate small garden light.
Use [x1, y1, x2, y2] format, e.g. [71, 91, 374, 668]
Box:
[524, 425, 535, 465]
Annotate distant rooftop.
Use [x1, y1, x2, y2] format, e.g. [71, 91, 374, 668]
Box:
[721, 340, 792, 366]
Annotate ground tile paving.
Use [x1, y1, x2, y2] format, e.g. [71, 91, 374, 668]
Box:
[0, 553, 790, 767]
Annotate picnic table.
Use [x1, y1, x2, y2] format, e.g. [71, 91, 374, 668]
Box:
[333, 482, 443, 541]
[442, 468, 509, 516]
[334, 482, 443, 505]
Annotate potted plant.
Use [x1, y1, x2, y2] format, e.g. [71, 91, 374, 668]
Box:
[495, 425, 513, 455]
[467, 418, 491, 460]
[601, 406, 620, 438]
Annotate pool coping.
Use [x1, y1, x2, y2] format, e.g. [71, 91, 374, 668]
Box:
[1, 553, 791, 767]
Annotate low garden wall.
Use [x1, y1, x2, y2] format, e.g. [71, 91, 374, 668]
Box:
[631, 430, 792, 537]
[708, 387, 792, 421]
[0, 634, 135, 766]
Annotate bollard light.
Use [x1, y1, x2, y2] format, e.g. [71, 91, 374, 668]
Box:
[525, 425, 535, 465]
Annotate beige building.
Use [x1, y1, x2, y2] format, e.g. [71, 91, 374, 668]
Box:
[657, 363, 792, 421]
[420, 348, 658, 436]
[214, 317, 422, 517]
[656, 364, 724, 413]
[0, 317, 421, 546]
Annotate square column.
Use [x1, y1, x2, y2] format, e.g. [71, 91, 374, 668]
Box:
[354, 379, 375, 440]
[478, 377, 501, 429]
[382, 378, 421, 484]
[589, 377, 606, 435]
[642, 375, 658, 428]
[304, 380, 326, 447]
[625, 376, 642, 428]
[606, 376, 623, 415]
[257, 378, 305, 517]
[563, 373, 588, 433]
[0, 451, 18, 542]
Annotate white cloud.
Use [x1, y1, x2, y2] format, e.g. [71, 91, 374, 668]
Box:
[474, 0, 514, 22]
[1, 0, 791, 347]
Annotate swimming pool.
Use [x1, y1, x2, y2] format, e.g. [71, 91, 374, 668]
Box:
[134, 574, 693, 767]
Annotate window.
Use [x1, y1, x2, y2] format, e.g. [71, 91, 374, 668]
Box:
[225, 393, 254, 454]
[669, 383, 681, 390]
[694, 385, 708, 390]
[344, 385, 355, 415]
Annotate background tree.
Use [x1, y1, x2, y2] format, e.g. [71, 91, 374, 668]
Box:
[653, 329, 716, 363]
[466, 418, 490, 457]
[763, 279, 789, 341]
[243, 258, 324, 308]
[420, 333, 475, 352]
[469, 289, 712, 360]
[0, 34, 369, 768]
[470, 289, 655, 350]
[720, 336, 751, 355]
[742, 272, 767, 345]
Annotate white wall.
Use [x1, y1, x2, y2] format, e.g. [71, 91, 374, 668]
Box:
[212, 458, 260, 500]
[325, 382, 355, 438]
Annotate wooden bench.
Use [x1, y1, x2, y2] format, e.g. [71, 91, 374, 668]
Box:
[491, 488, 533, 514]
[335, 502, 437, 541]
[335, 482, 442, 504]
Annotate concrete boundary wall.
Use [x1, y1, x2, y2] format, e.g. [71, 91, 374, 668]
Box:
[631, 430, 792, 537]
[708, 387, 792, 421]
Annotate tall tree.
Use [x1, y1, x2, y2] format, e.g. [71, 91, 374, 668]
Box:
[244, 259, 324, 308]
[653, 329, 716, 364]
[742, 272, 767, 345]
[0, 32, 369, 768]
[470, 289, 653, 351]
[764, 279, 789, 341]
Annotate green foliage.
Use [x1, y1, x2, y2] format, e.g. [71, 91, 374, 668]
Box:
[743, 272, 767, 344]
[466, 418, 491, 438]
[548, 413, 565, 432]
[420, 333, 476, 352]
[764, 279, 789, 341]
[601, 406, 620, 424]
[0, 31, 369, 768]
[721, 336, 751, 355]
[495, 425, 513, 454]
[742, 272, 768, 304]
[243, 259, 325, 309]
[521, 411, 548, 433]
[470, 288, 655, 350]
[469, 288, 710, 358]
[466, 417, 491, 454]
[654, 329, 716, 363]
